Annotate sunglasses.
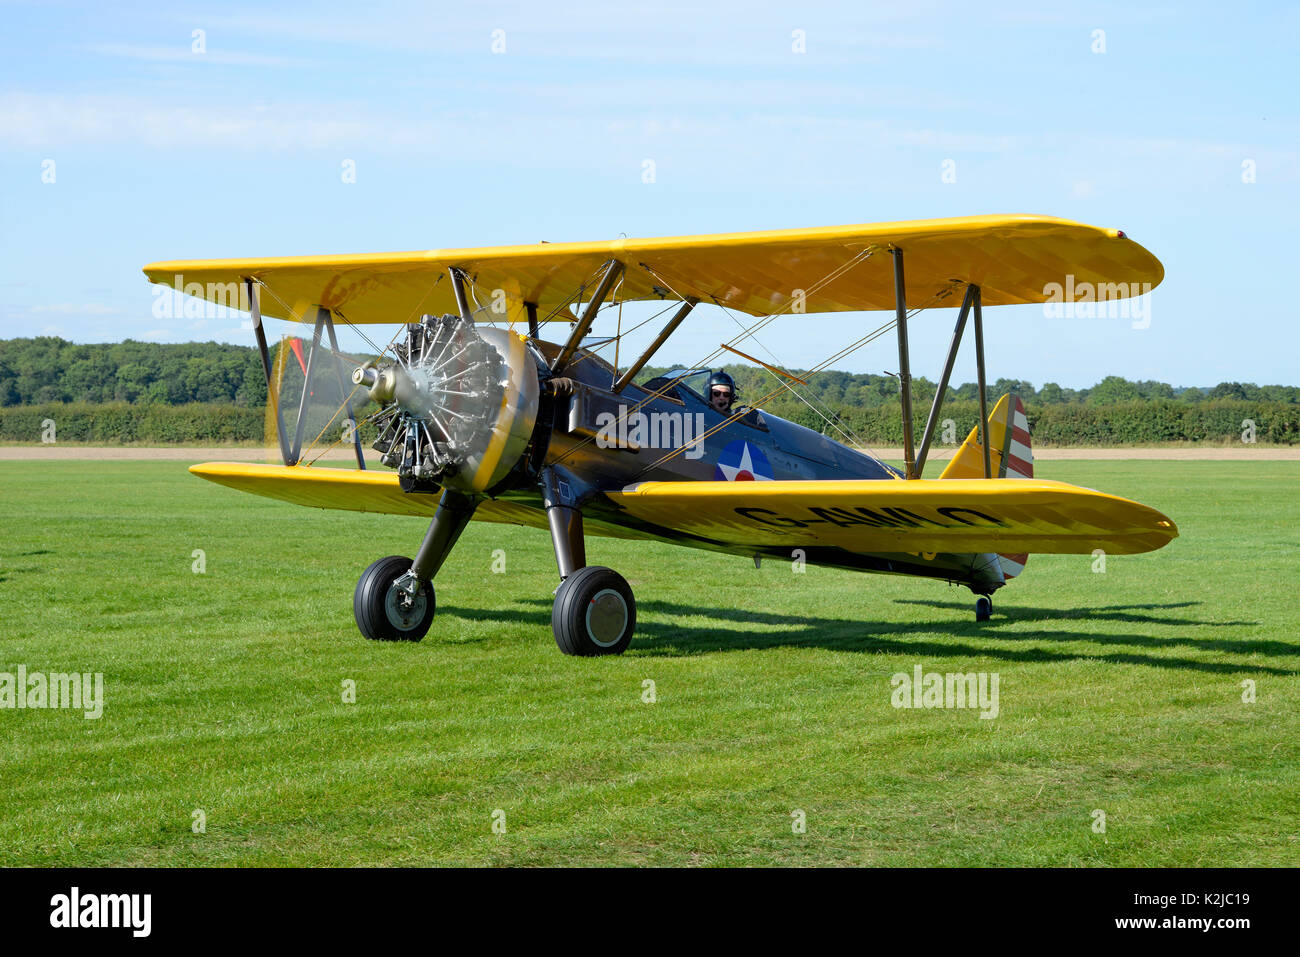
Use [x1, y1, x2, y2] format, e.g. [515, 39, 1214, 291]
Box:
[711, 389, 732, 397]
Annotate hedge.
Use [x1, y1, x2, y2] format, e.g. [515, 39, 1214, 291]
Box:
[0, 402, 265, 444]
[0, 402, 380, 446]
[767, 399, 1299, 446]
[2, 398, 1296, 446]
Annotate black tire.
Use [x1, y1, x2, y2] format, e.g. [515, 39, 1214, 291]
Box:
[975, 596, 993, 622]
[354, 555, 435, 642]
[552, 566, 636, 656]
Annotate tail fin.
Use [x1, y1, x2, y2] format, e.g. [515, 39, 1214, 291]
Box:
[939, 393, 1033, 579]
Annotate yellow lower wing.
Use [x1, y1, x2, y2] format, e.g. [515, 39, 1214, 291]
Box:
[606, 478, 1177, 555]
[189, 462, 548, 528]
[190, 463, 1178, 556]
[187, 462, 653, 541]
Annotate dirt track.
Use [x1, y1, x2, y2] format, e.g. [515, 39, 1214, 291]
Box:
[868, 446, 1300, 461]
[2, 445, 1297, 462]
[0, 446, 369, 462]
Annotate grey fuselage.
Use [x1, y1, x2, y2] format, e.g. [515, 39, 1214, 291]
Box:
[496, 340, 1005, 594]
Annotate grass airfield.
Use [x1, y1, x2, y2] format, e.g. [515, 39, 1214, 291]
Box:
[0, 458, 1296, 866]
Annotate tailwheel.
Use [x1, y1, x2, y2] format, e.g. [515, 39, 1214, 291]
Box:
[975, 595, 993, 622]
[552, 566, 636, 656]
[354, 555, 435, 642]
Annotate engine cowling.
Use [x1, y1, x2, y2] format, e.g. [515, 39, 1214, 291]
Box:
[355, 314, 539, 494]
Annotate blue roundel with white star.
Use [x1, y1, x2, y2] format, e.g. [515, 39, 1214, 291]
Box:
[714, 440, 774, 481]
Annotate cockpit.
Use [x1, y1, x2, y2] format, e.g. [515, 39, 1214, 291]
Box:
[636, 368, 768, 430]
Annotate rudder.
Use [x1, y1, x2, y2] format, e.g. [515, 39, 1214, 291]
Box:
[938, 393, 1033, 578]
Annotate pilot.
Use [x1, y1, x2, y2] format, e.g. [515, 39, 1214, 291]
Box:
[707, 371, 737, 415]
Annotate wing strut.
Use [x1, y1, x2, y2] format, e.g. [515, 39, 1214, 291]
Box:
[972, 285, 992, 478]
[891, 249, 917, 478]
[322, 310, 366, 469]
[289, 309, 326, 464]
[246, 278, 293, 466]
[915, 283, 977, 476]
[246, 283, 365, 468]
[448, 266, 474, 323]
[552, 260, 624, 373]
[611, 296, 698, 392]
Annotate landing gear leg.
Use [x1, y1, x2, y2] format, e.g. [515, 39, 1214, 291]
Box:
[546, 504, 586, 580]
[353, 489, 476, 641]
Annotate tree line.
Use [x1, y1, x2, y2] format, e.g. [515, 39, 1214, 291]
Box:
[675, 365, 1300, 410]
[1, 339, 1296, 444]
[4, 338, 1297, 409]
[0, 337, 268, 406]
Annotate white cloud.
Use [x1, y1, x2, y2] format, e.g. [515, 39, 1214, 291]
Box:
[0, 88, 1293, 194]
[83, 43, 315, 68]
[31, 303, 120, 315]
[0, 92, 376, 150]
[168, 6, 947, 64]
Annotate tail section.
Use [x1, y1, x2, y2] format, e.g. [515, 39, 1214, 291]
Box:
[939, 394, 1033, 579]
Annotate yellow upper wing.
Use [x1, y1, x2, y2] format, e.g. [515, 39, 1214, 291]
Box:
[143, 215, 1162, 324]
[605, 478, 1177, 555]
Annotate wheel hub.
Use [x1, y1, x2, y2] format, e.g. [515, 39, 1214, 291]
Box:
[585, 589, 628, 647]
[384, 580, 428, 629]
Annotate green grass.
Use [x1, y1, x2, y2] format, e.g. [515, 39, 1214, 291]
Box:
[0, 460, 1297, 866]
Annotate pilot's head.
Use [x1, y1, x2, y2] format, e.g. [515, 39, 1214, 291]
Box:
[707, 371, 737, 414]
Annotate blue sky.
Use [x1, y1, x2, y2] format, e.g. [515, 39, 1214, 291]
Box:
[1, 0, 1297, 388]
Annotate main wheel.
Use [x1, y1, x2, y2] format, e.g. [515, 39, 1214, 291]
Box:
[975, 595, 993, 622]
[552, 566, 636, 656]
[354, 555, 435, 642]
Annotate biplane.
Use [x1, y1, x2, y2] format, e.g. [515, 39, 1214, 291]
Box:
[143, 215, 1177, 655]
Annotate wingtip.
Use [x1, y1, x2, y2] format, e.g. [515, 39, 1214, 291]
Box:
[189, 461, 244, 480]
